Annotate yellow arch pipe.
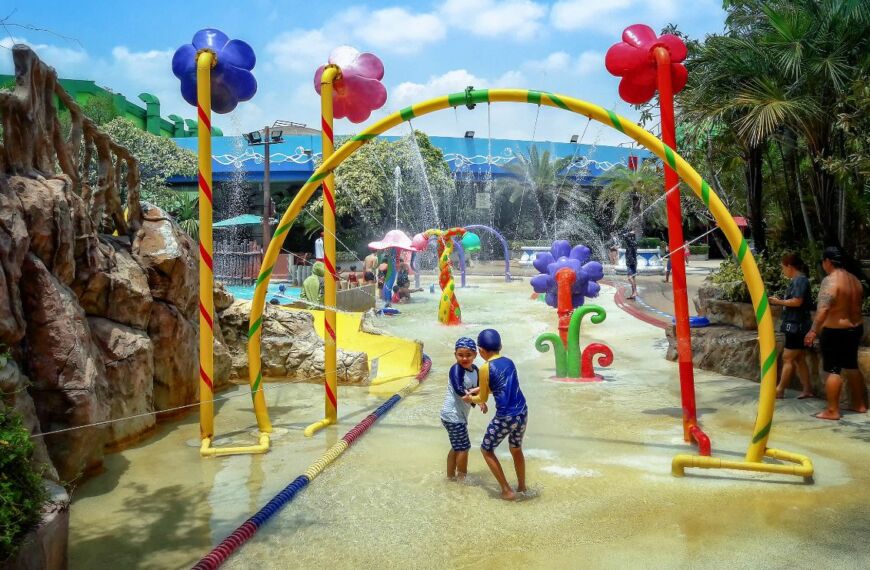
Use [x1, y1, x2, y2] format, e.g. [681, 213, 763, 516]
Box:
[246, 88, 811, 479]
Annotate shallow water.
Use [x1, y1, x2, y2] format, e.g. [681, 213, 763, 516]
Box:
[69, 278, 870, 569]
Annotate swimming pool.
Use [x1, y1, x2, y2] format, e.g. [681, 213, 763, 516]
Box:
[225, 282, 301, 301]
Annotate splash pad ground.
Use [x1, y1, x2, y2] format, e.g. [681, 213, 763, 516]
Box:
[70, 277, 870, 569]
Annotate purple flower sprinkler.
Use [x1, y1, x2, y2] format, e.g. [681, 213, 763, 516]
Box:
[172, 29, 257, 114]
[530, 241, 612, 382]
[530, 240, 604, 310]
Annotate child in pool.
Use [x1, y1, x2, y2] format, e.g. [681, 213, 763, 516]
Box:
[467, 328, 528, 500]
[441, 337, 488, 480]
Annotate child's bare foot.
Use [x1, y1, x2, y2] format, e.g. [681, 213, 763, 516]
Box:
[814, 410, 841, 421]
[516, 485, 527, 494]
[456, 472, 467, 481]
[500, 488, 516, 501]
[846, 406, 868, 413]
[797, 392, 814, 399]
[775, 389, 785, 399]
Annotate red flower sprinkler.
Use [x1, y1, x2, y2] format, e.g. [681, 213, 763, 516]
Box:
[313, 45, 387, 123]
[606, 25, 710, 455]
[307, 46, 387, 437]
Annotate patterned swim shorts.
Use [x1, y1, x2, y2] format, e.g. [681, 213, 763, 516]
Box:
[481, 412, 528, 451]
[442, 420, 471, 451]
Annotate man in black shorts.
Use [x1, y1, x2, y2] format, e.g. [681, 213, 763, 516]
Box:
[624, 230, 638, 300]
[805, 247, 867, 420]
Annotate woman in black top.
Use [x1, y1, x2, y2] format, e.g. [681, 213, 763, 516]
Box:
[770, 253, 813, 399]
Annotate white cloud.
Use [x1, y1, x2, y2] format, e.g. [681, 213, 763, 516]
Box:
[524, 51, 571, 73]
[550, 0, 633, 31]
[575, 50, 603, 75]
[392, 68, 526, 108]
[550, 0, 681, 33]
[0, 36, 89, 74]
[349, 7, 446, 53]
[266, 5, 445, 74]
[109, 47, 175, 90]
[265, 29, 333, 74]
[522, 50, 604, 76]
[439, 0, 547, 40]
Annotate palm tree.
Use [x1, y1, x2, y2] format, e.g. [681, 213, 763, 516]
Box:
[681, 0, 870, 252]
[751, 0, 870, 246]
[499, 146, 581, 240]
[597, 162, 665, 236]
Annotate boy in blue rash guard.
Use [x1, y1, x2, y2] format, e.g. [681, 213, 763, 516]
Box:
[466, 329, 528, 501]
[441, 337, 488, 480]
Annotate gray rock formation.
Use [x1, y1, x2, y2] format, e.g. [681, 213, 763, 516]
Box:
[132, 203, 198, 319]
[0, 45, 359, 488]
[88, 317, 154, 448]
[20, 253, 109, 481]
[219, 300, 369, 384]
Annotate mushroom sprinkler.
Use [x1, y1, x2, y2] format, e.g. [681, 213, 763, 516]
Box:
[172, 28, 269, 456]
[453, 231, 480, 288]
[368, 229, 416, 303]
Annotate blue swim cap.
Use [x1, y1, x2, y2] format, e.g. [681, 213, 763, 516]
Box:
[455, 337, 477, 351]
[477, 329, 502, 352]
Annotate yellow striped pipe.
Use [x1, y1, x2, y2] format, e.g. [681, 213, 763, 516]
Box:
[196, 50, 215, 440]
[247, 88, 810, 478]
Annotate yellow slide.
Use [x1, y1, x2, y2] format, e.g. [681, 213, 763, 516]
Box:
[281, 308, 422, 394]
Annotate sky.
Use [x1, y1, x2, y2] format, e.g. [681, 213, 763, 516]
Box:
[0, 0, 727, 146]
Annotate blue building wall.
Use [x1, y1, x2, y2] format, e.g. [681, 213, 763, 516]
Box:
[170, 134, 649, 185]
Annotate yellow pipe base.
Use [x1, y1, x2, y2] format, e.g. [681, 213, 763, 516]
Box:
[199, 433, 271, 457]
[672, 448, 814, 480]
[304, 417, 335, 437]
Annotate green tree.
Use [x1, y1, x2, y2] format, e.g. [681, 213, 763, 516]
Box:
[680, 1, 870, 255]
[287, 131, 454, 253]
[499, 146, 579, 240]
[100, 117, 197, 209]
[597, 162, 666, 235]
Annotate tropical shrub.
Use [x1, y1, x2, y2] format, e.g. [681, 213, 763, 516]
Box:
[0, 406, 47, 562]
[637, 237, 662, 249]
[710, 251, 792, 302]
